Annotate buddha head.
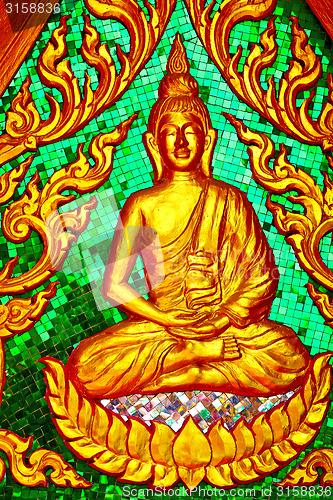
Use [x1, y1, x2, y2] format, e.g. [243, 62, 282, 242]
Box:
[144, 34, 217, 183]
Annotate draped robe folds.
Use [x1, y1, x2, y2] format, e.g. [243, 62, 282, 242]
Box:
[67, 180, 311, 399]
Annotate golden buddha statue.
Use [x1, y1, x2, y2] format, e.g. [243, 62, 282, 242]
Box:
[66, 35, 310, 400]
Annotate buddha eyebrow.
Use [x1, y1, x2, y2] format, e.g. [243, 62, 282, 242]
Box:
[159, 123, 178, 133]
[181, 122, 204, 133]
[160, 122, 203, 132]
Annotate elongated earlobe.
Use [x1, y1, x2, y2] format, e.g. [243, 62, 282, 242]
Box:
[143, 132, 165, 183]
[201, 129, 217, 178]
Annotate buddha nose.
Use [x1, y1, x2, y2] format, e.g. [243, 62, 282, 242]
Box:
[175, 129, 189, 149]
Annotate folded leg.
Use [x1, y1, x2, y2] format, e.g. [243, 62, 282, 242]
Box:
[67, 318, 232, 399]
[66, 318, 310, 399]
[143, 321, 311, 396]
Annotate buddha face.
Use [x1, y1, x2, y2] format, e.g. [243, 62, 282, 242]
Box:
[156, 112, 209, 172]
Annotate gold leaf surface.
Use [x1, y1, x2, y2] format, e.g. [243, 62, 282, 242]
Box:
[225, 112, 333, 292]
[185, 0, 333, 150]
[0, 2, 176, 166]
[172, 417, 211, 468]
[279, 449, 333, 486]
[0, 430, 90, 488]
[0, 115, 136, 296]
[42, 354, 331, 489]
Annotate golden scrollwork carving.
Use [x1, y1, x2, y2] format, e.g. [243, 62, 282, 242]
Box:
[217, 9, 333, 480]
[0, 114, 136, 295]
[0, 283, 57, 341]
[0, 284, 57, 405]
[0, 108, 136, 486]
[224, 112, 333, 292]
[184, 0, 333, 151]
[307, 283, 333, 325]
[279, 449, 333, 487]
[0, 280, 90, 487]
[0, 158, 33, 206]
[0, 163, 88, 488]
[42, 354, 332, 489]
[0, 0, 175, 166]
[0, 430, 91, 488]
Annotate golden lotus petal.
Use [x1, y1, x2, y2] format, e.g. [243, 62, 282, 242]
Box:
[303, 371, 316, 411]
[279, 448, 333, 487]
[290, 422, 317, 447]
[251, 414, 273, 454]
[178, 466, 205, 489]
[286, 391, 307, 432]
[271, 440, 298, 463]
[231, 458, 259, 482]
[66, 436, 105, 460]
[152, 464, 179, 488]
[120, 459, 152, 483]
[205, 464, 235, 488]
[305, 401, 330, 426]
[232, 419, 255, 460]
[172, 417, 211, 468]
[91, 403, 110, 446]
[150, 422, 176, 466]
[127, 419, 152, 462]
[43, 352, 332, 486]
[0, 430, 90, 488]
[208, 420, 236, 466]
[0, 157, 33, 206]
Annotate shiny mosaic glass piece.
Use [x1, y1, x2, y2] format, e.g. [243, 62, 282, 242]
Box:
[103, 390, 295, 432]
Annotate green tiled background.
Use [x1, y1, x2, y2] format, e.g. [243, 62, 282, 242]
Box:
[0, 0, 332, 498]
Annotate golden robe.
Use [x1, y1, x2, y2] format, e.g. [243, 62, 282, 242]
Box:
[67, 180, 310, 398]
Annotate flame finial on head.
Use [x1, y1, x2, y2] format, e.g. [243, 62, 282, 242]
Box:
[158, 33, 199, 100]
[166, 33, 191, 75]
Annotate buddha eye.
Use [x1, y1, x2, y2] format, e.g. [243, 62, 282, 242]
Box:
[161, 127, 177, 137]
[185, 125, 202, 135]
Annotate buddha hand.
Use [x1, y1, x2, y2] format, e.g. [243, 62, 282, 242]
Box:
[161, 308, 206, 328]
[184, 313, 229, 336]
